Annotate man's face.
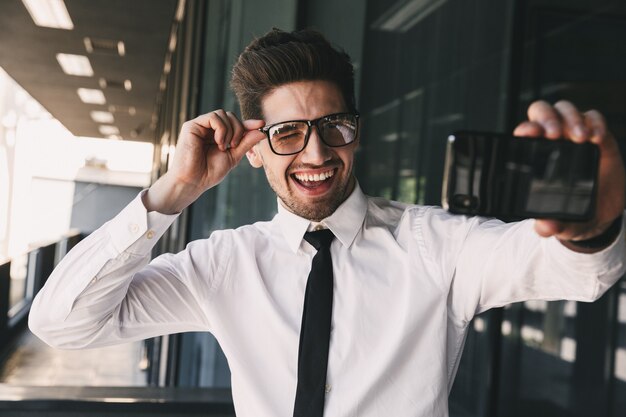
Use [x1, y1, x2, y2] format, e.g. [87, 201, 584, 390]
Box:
[246, 80, 358, 221]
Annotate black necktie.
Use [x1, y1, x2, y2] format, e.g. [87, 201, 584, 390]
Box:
[293, 229, 335, 417]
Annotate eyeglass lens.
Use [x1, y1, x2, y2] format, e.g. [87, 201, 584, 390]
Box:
[268, 114, 357, 155]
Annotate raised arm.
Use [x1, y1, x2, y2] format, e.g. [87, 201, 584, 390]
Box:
[144, 110, 266, 214]
[421, 100, 626, 323]
[29, 111, 265, 348]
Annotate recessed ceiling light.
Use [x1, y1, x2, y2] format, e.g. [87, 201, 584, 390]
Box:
[175, 0, 185, 22]
[99, 78, 132, 91]
[99, 125, 120, 136]
[84, 37, 126, 57]
[168, 32, 177, 52]
[163, 57, 172, 74]
[21, 0, 74, 30]
[56, 53, 93, 76]
[90, 111, 114, 124]
[108, 105, 136, 116]
[77, 88, 106, 105]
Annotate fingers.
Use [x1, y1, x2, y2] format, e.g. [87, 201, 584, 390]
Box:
[225, 111, 243, 148]
[553, 101, 589, 143]
[186, 110, 264, 151]
[513, 120, 544, 137]
[583, 109, 621, 161]
[210, 110, 233, 151]
[213, 109, 235, 151]
[230, 123, 266, 161]
[242, 118, 266, 131]
[534, 219, 564, 238]
[524, 100, 595, 143]
[522, 100, 618, 154]
[583, 109, 607, 146]
[527, 100, 562, 139]
[523, 101, 625, 241]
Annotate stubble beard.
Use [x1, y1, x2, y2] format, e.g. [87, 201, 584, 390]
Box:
[264, 165, 355, 221]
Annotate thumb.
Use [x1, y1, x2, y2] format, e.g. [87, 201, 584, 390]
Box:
[231, 128, 266, 161]
[534, 219, 563, 237]
[243, 119, 266, 130]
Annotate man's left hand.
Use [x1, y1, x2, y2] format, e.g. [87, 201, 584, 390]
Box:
[513, 100, 625, 248]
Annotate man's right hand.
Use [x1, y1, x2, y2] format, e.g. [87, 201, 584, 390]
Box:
[143, 110, 266, 214]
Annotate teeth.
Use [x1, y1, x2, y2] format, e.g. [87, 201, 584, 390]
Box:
[294, 169, 335, 182]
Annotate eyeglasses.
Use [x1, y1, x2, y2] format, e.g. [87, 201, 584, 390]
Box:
[259, 112, 360, 156]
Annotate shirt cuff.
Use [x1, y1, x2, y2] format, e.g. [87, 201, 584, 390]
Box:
[104, 189, 180, 256]
[545, 212, 626, 276]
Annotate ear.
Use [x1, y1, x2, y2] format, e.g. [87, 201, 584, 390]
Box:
[246, 144, 264, 168]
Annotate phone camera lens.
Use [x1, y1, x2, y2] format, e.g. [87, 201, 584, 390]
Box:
[452, 194, 479, 211]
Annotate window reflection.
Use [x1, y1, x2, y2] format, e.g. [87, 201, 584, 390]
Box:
[513, 300, 576, 414]
[473, 317, 486, 333]
[8, 254, 27, 314]
[616, 348, 626, 382]
[520, 300, 577, 363]
[613, 281, 626, 416]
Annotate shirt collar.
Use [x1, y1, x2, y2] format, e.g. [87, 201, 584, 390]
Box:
[276, 182, 368, 253]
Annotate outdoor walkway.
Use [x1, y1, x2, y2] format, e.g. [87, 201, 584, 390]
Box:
[0, 330, 147, 386]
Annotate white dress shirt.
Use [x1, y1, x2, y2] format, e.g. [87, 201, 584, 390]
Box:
[29, 184, 626, 417]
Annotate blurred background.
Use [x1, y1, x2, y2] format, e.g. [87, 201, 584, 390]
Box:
[0, 0, 625, 416]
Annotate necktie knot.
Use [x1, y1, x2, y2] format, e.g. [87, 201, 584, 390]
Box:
[304, 229, 335, 250]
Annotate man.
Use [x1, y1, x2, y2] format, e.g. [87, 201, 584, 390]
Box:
[29, 29, 625, 417]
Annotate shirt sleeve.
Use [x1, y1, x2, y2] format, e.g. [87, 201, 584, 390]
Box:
[28, 191, 228, 349]
[415, 207, 626, 324]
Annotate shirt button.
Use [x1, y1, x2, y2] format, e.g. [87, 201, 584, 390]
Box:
[129, 223, 139, 234]
[314, 225, 325, 231]
[325, 384, 331, 393]
[90, 278, 97, 284]
[146, 230, 155, 239]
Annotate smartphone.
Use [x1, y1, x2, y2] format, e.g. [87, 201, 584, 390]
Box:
[441, 131, 600, 222]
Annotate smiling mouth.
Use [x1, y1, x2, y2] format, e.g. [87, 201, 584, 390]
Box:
[291, 168, 336, 189]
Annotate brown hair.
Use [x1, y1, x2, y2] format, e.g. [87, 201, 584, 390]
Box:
[230, 28, 356, 120]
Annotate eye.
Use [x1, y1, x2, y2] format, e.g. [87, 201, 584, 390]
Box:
[277, 133, 300, 141]
[270, 123, 305, 141]
[323, 120, 354, 133]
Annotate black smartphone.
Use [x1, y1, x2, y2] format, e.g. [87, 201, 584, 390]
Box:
[441, 131, 600, 222]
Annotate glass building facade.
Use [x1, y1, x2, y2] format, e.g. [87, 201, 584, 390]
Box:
[12, 0, 622, 415]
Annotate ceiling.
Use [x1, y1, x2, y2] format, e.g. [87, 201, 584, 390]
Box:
[0, 0, 179, 142]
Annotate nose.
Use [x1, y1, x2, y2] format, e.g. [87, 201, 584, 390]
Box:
[299, 126, 332, 165]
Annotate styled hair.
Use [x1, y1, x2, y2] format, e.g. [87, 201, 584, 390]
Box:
[230, 28, 356, 120]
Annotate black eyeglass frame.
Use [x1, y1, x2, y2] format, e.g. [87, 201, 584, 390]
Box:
[258, 112, 360, 156]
